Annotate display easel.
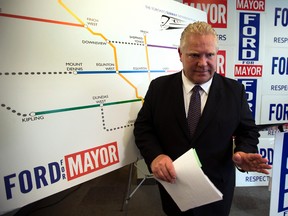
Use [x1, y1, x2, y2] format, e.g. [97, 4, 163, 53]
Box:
[121, 161, 154, 215]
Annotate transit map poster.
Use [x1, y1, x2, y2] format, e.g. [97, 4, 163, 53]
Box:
[0, 0, 206, 214]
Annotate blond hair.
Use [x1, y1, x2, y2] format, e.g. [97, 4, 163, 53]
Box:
[179, 21, 218, 50]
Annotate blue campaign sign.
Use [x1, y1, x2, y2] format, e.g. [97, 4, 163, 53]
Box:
[270, 132, 288, 216]
[238, 12, 260, 61]
[237, 79, 257, 119]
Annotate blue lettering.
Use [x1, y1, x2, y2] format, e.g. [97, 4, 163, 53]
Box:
[3, 161, 62, 199]
[269, 104, 288, 121]
[239, 13, 260, 61]
[34, 166, 48, 189]
[272, 57, 278, 75]
[259, 148, 266, 158]
[238, 79, 257, 119]
[49, 162, 61, 183]
[245, 175, 270, 182]
[274, 7, 288, 27]
[271, 57, 288, 75]
[269, 104, 276, 120]
[274, 8, 282, 26]
[259, 148, 274, 165]
[267, 148, 273, 165]
[4, 174, 16, 199]
[19, 170, 33, 194]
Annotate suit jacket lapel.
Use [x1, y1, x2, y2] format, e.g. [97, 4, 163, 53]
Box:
[170, 72, 191, 140]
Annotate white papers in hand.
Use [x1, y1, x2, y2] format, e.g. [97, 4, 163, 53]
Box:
[155, 148, 223, 212]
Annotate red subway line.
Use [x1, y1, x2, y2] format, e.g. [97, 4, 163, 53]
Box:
[0, 13, 84, 27]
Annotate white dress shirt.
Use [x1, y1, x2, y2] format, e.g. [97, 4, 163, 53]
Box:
[181, 70, 213, 117]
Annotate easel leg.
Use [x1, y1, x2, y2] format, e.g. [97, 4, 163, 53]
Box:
[121, 162, 154, 215]
[121, 163, 134, 214]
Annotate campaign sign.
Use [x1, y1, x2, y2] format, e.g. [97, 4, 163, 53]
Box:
[238, 12, 260, 61]
[237, 79, 257, 120]
[236, 137, 274, 187]
[270, 132, 288, 216]
[182, 0, 227, 28]
[261, 95, 288, 125]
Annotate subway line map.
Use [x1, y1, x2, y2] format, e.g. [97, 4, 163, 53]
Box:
[0, 0, 206, 213]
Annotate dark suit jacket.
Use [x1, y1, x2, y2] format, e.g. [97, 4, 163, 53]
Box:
[134, 72, 259, 215]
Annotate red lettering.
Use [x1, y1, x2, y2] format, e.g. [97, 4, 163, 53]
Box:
[183, 0, 227, 28]
[217, 50, 226, 76]
[64, 142, 119, 181]
[236, 0, 265, 11]
[234, 64, 263, 77]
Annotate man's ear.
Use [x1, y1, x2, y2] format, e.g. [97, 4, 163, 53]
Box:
[178, 47, 182, 61]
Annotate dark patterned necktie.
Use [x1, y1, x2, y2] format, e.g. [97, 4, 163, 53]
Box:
[187, 85, 201, 137]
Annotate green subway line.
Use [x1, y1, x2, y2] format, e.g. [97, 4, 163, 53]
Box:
[34, 98, 141, 116]
[103, 99, 140, 106]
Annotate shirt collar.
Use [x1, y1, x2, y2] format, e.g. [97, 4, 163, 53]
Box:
[181, 70, 213, 95]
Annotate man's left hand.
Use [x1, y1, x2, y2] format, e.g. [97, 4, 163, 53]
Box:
[232, 151, 272, 174]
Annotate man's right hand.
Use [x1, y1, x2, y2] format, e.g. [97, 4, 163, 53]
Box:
[151, 154, 177, 183]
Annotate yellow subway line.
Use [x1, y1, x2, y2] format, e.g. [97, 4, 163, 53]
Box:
[144, 35, 151, 81]
[58, 0, 142, 101]
[58, 0, 84, 25]
[107, 42, 119, 72]
[117, 73, 144, 101]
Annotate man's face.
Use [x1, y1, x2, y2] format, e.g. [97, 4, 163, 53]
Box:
[178, 34, 218, 84]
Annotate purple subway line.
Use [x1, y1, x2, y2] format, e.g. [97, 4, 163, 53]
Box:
[147, 44, 177, 49]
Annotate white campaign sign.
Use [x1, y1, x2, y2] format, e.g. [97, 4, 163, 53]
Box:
[0, 0, 206, 214]
[236, 137, 274, 187]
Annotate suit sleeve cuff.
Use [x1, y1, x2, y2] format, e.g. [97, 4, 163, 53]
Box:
[235, 164, 248, 173]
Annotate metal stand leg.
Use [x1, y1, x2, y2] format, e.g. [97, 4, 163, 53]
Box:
[121, 162, 154, 215]
[121, 163, 134, 213]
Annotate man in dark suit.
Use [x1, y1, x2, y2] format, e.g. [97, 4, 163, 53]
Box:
[133, 21, 271, 216]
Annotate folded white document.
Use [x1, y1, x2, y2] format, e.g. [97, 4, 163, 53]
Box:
[155, 148, 223, 211]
